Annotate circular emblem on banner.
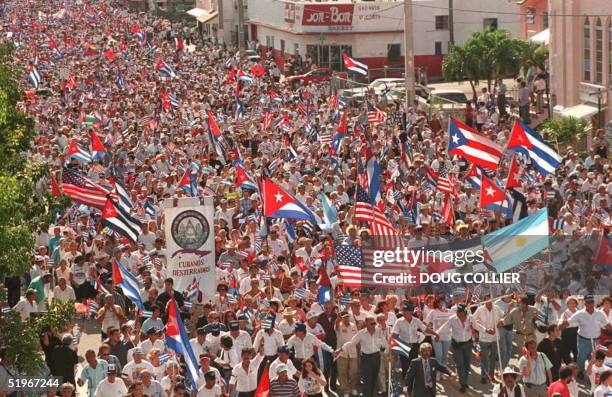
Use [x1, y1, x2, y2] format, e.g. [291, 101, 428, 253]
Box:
[171, 210, 210, 250]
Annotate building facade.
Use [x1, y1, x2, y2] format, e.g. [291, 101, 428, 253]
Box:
[549, 0, 611, 125]
[247, 0, 521, 78]
[518, 0, 548, 39]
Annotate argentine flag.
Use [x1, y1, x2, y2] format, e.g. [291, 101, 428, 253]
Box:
[482, 208, 549, 273]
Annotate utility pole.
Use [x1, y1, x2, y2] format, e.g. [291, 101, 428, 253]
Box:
[237, 0, 246, 54]
[403, 0, 415, 113]
[217, 0, 224, 45]
[448, 0, 454, 45]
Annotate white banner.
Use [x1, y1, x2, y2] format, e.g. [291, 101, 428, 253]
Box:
[163, 197, 216, 299]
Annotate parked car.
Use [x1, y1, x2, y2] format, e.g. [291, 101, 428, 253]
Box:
[418, 89, 468, 119]
[340, 78, 405, 103]
[236, 50, 261, 62]
[384, 83, 430, 103]
[283, 68, 334, 88]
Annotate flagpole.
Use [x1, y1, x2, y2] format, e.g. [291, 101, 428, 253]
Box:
[489, 282, 504, 381]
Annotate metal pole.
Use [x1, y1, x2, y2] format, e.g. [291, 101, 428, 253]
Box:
[448, 0, 454, 46]
[598, 89, 602, 128]
[217, 0, 224, 45]
[403, 0, 415, 112]
[237, 0, 245, 54]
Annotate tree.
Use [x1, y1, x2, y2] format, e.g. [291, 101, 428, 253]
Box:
[0, 43, 69, 279]
[0, 288, 76, 375]
[442, 29, 533, 99]
[540, 116, 590, 148]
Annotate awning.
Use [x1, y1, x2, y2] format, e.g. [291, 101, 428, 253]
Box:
[529, 28, 549, 45]
[186, 7, 218, 23]
[560, 103, 600, 119]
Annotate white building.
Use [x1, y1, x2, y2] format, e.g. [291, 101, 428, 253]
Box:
[245, 0, 520, 77]
[188, 0, 248, 45]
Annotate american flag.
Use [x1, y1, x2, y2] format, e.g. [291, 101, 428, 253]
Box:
[367, 103, 387, 124]
[262, 112, 273, 131]
[318, 129, 332, 145]
[328, 95, 339, 111]
[335, 244, 412, 287]
[61, 167, 116, 209]
[441, 194, 454, 227]
[354, 186, 401, 245]
[436, 162, 458, 197]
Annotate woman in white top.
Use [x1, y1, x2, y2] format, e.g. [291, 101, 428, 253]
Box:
[425, 299, 453, 370]
[297, 358, 326, 397]
[147, 348, 167, 381]
[558, 296, 579, 364]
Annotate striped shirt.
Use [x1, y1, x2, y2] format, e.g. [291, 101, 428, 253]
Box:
[269, 378, 301, 397]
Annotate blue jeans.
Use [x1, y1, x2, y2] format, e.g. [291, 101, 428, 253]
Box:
[479, 341, 498, 379]
[453, 340, 472, 387]
[432, 339, 451, 367]
[498, 327, 514, 368]
[577, 336, 598, 372]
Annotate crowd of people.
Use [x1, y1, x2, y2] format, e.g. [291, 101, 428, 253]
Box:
[0, 0, 611, 397]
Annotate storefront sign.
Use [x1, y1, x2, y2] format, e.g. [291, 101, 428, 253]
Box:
[301, 4, 354, 26]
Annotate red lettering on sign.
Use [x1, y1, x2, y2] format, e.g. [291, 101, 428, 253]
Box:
[301, 4, 354, 26]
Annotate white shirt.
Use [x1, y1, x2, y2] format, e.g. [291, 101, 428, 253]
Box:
[392, 316, 427, 343]
[139, 339, 165, 356]
[278, 319, 297, 337]
[341, 327, 388, 354]
[287, 333, 333, 359]
[253, 329, 284, 356]
[197, 384, 222, 397]
[441, 315, 474, 342]
[225, 330, 253, 358]
[336, 322, 358, 358]
[94, 378, 127, 397]
[424, 310, 452, 341]
[190, 337, 207, 359]
[229, 355, 264, 392]
[13, 298, 38, 321]
[568, 308, 609, 338]
[122, 360, 154, 383]
[269, 358, 297, 381]
[518, 352, 552, 385]
[195, 367, 222, 389]
[53, 285, 76, 302]
[472, 305, 504, 343]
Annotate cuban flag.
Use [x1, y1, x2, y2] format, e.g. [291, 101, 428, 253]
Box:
[66, 141, 93, 164]
[262, 177, 318, 223]
[235, 99, 245, 119]
[109, 178, 133, 212]
[237, 70, 253, 83]
[341, 52, 368, 76]
[143, 200, 156, 218]
[165, 300, 200, 390]
[178, 170, 199, 197]
[112, 259, 144, 310]
[507, 120, 561, 176]
[101, 198, 142, 243]
[448, 118, 503, 170]
[89, 131, 106, 160]
[465, 164, 482, 189]
[234, 160, 258, 191]
[28, 64, 42, 88]
[155, 60, 177, 78]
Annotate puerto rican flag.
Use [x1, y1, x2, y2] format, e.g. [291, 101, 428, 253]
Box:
[262, 177, 318, 223]
[448, 118, 503, 170]
[165, 300, 200, 390]
[342, 52, 368, 76]
[112, 259, 144, 310]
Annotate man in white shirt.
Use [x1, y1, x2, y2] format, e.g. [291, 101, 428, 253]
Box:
[225, 321, 253, 359]
[190, 328, 208, 359]
[269, 345, 297, 381]
[122, 349, 154, 386]
[287, 323, 334, 366]
[560, 294, 611, 374]
[53, 278, 76, 302]
[472, 295, 504, 384]
[518, 340, 552, 397]
[197, 371, 223, 397]
[437, 304, 473, 392]
[392, 304, 435, 377]
[140, 370, 165, 397]
[335, 311, 359, 397]
[229, 349, 264, 396]
[13, 289, 39, 321]
[94, 365, 127, 397]
[253, 318, 285, 379]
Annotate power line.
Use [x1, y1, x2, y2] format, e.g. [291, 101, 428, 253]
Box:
[412, 3, 612, 18]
